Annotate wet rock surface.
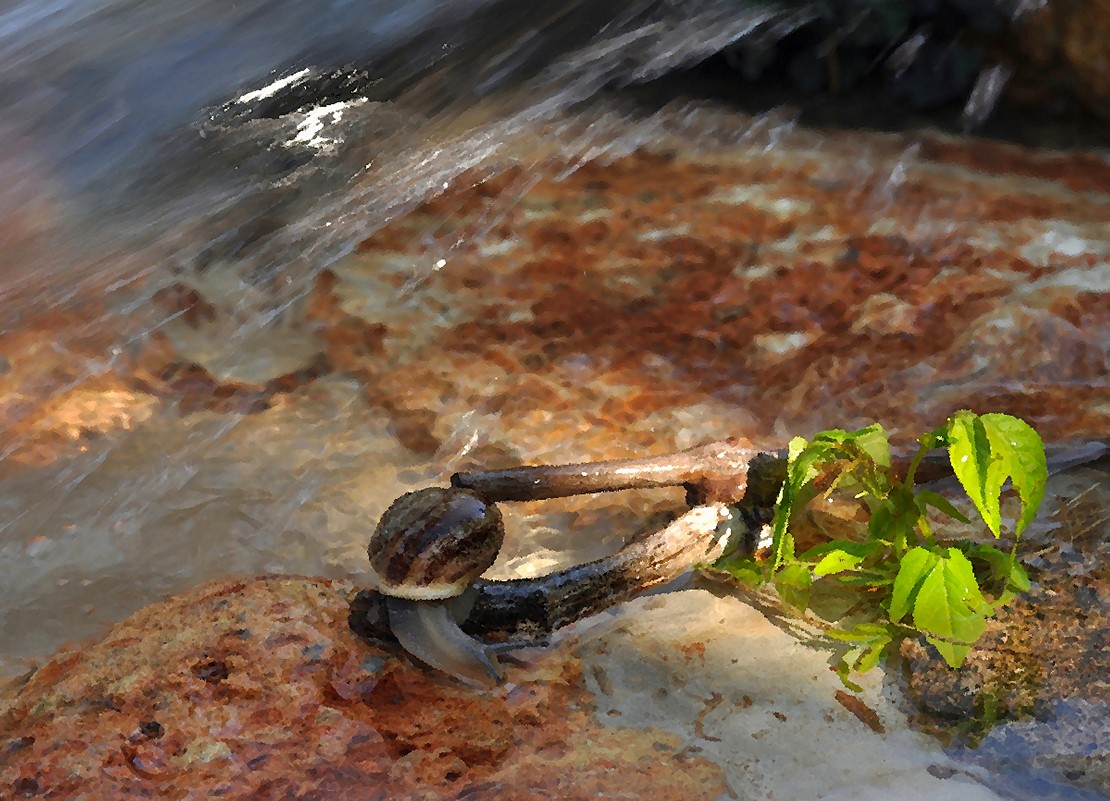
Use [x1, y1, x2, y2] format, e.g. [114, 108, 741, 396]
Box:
[12, 105, 1101, 477]
[2, 575, 1021, 801]
[901, 467, 1110, 798]
[314, 110, 1110, 463]
[0, 102, 1107, 798]
[0, 577, 731, 800]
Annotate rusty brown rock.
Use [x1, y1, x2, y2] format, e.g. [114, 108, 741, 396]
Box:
[0, 308, 174, 473]
[151, 283, 218, 328]
[133, 352, 331, 416]
[308, 127, 1109, 465]
[0, 291, 333, 470]
[1014, 0, 1110, 118]
[0, 576, 730, 800]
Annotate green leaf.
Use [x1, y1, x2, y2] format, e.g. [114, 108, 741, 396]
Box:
[1008, 559, 1031, 593]
[854, 637, 891, 673]
[771, 529, 797, 573]
[911, 548, 992, 666]
[869, 486, 922, 553]
[948, 413, 999, 534]
[787, 435, 810, 462]
[915, 489, 971, 524]
[799, 539, 879, 561]
[835, 571, 895, 587]
[822, 424, 892, 498]
[845, 422, 891, 469]
[717, 561, 766, 588]
[769, 440, 807, 570]
[813, 549, 866, 576]
[965, 543, 1032, 607]
[774, 563, 813, 611]
[812, 428, 850, 444]
[829, 622, 894, 677]
[889, 546, 940, 623]
[825, 622, 894, 642]
[963, 541, 1005, 569]
[836, 661, 865, 692]
[921, 422, 951, 450]
[771, 436, 837, 569]
[754, 415, 1042, 682]
[867, 500, 894, 544]
[807, 580, 864, 621]
[926, 636, 973, 668]
[947, 411, 1047, 538]
[812, 422, 889, 462]
[979, 413, 1048, 538]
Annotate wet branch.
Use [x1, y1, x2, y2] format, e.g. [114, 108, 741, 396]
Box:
[350, 448, 787, 646]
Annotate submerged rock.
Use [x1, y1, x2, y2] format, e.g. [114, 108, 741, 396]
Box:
[0, 101, 1107, 799]
[3, 101, 1108, 674]
[315, 115, 1110, 464]
[2, 575, 1013, 800]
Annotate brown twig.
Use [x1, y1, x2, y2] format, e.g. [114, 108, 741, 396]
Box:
[451, 438, 774, 505]
[352, 447, 788, 647]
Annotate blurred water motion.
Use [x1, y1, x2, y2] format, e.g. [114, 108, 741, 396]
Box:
[0, 0, 825, 662]
[0, 0, 805, 312]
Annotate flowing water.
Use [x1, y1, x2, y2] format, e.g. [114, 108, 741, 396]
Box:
[0, 0, 831, 676]
[1, 2, 1108, 798]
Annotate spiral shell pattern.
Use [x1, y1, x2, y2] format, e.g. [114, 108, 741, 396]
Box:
[368, 487, 504, 600]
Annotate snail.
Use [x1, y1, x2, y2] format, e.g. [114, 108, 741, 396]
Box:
[368, 487, 508, 687]
[363, 439, 785, 687]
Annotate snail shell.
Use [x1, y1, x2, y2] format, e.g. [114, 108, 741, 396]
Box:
[368, 486, 507, 687]
[368, 487, 504, 601]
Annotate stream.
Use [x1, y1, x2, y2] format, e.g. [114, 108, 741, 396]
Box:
[1, 2, 1107, 799]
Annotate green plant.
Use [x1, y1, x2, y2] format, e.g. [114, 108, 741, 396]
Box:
[711, 411, 1047, 689]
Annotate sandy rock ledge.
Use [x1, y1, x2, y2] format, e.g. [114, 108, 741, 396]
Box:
[2, 576, 1012, 800]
